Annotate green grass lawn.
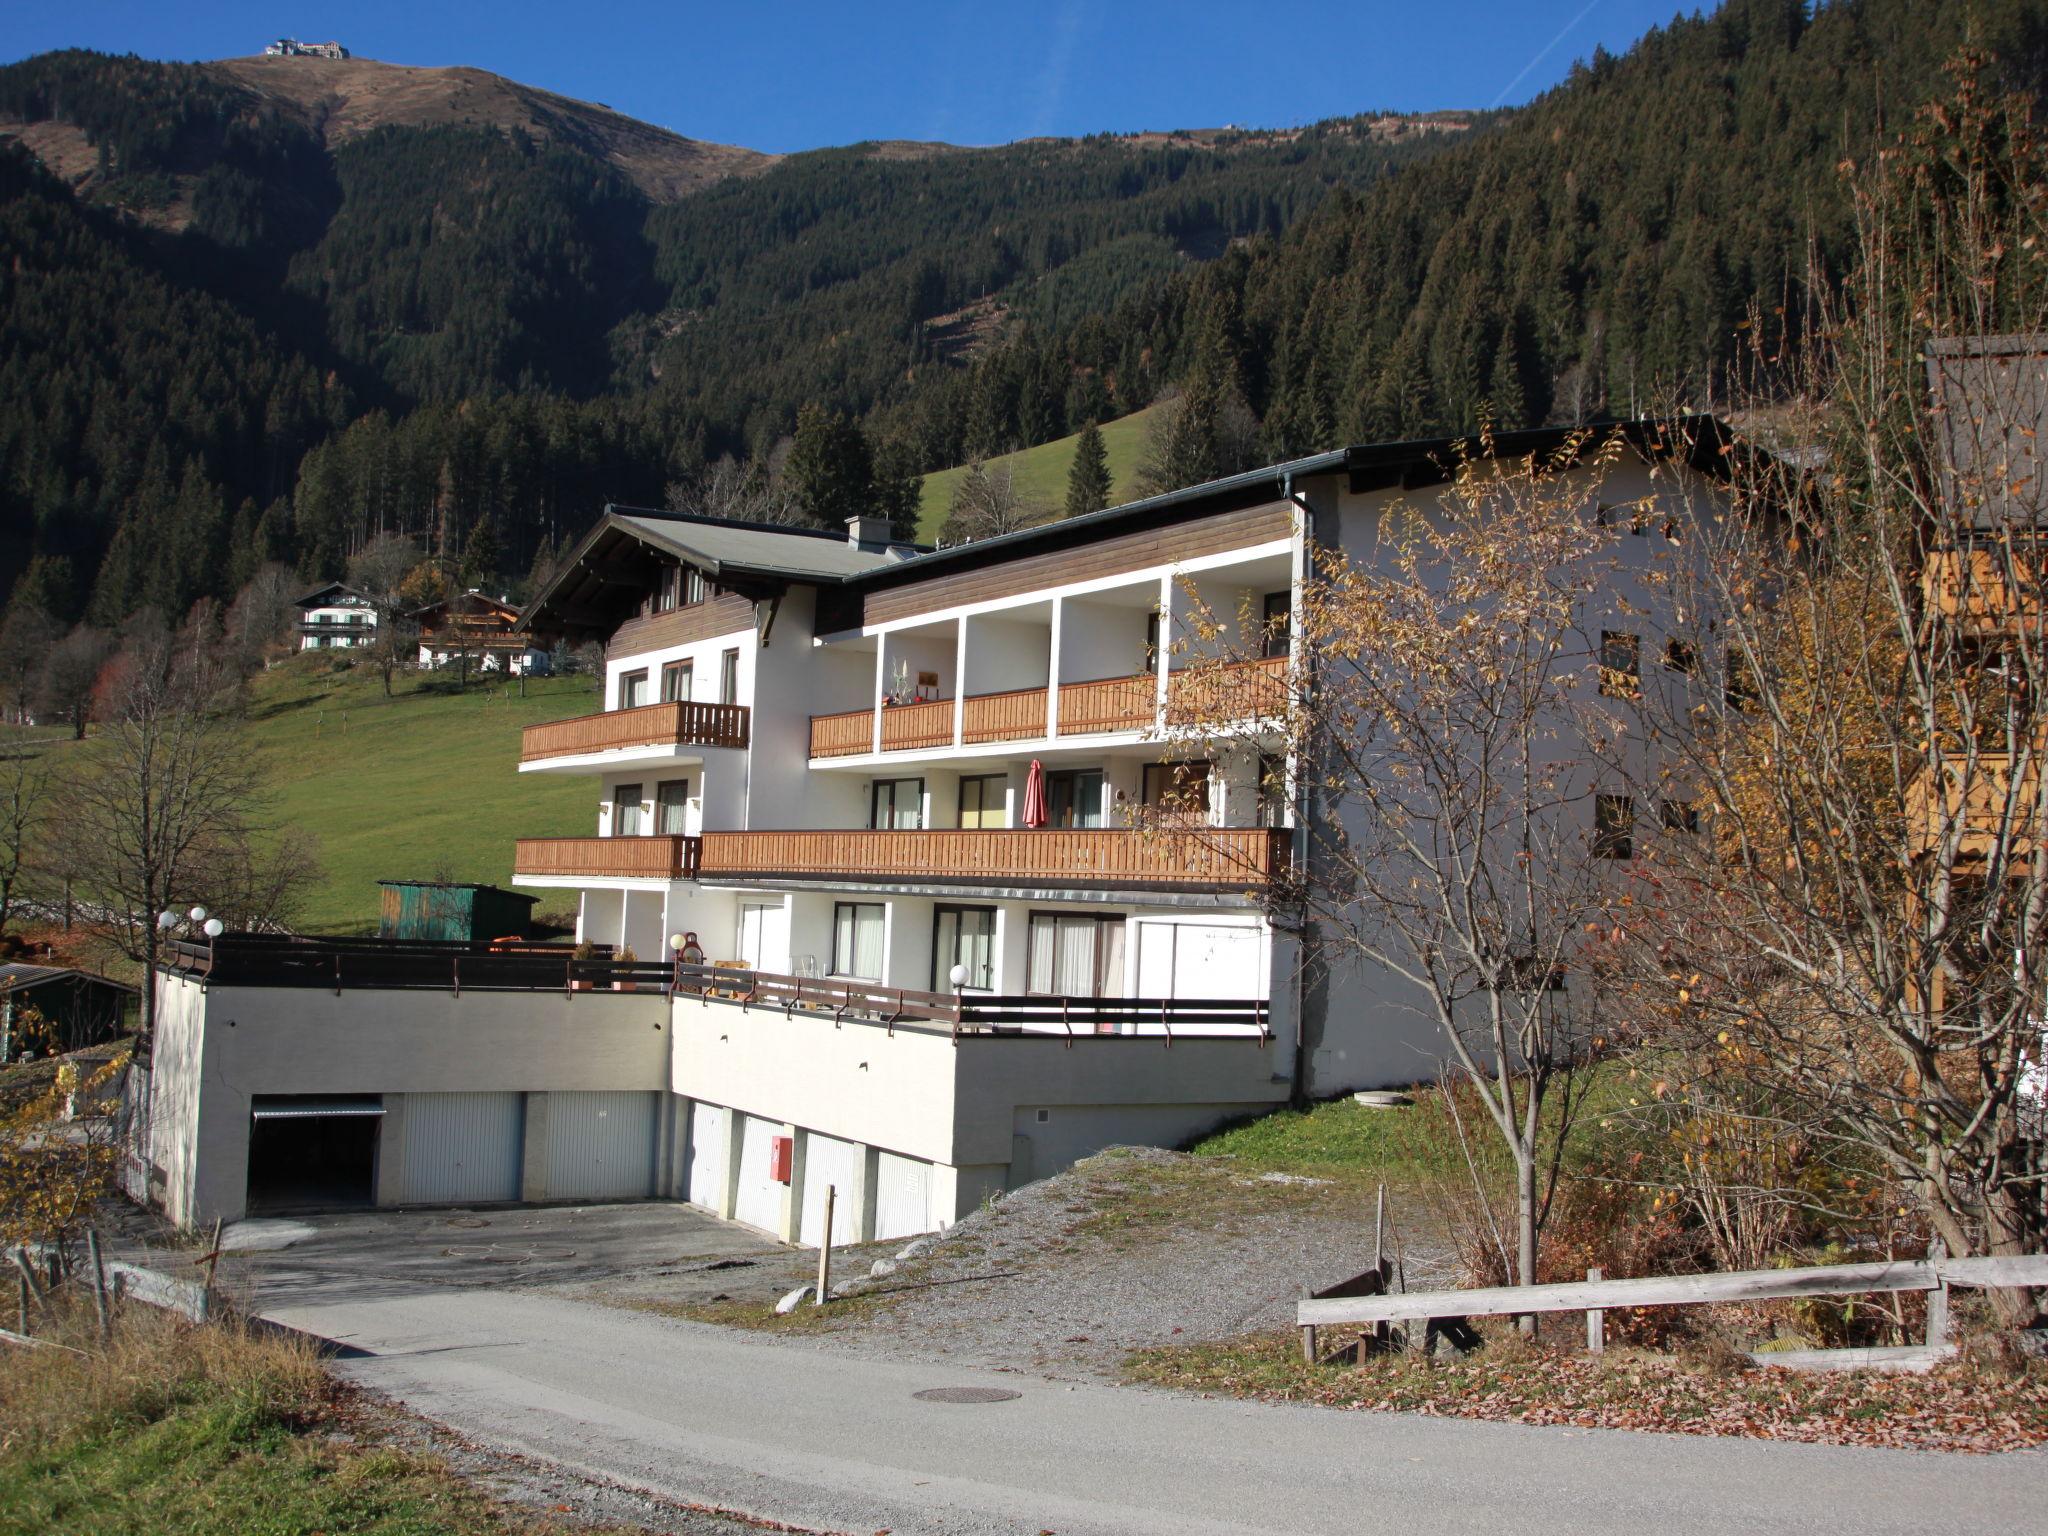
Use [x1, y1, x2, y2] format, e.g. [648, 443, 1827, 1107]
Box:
[245, 655, 599, 933]
[915, 401, 1164, 539]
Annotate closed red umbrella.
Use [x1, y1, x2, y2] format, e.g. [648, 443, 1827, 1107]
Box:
[1022, 758, 1049, 828]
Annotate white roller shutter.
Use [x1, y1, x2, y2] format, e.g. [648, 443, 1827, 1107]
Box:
[1134, 921, 1265, 1000]
[545, 1091, 659, 1202]
[683, 1101, 728, 1211]
[733, 1114, 785, 1234]
[397, 1092, 523, 1206]
[873, 1151, 932, 1240]
[798, 1133, 861, 1247]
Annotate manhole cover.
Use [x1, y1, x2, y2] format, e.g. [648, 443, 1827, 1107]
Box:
[444, 1217, 490, 1229]
[913, 1387, 1022, 1404]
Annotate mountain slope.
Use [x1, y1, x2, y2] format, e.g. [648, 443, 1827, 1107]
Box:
[210, 54, 775, 203]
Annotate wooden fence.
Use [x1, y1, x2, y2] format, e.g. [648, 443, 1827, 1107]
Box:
[1297, 1252, 2048, 1368]
[520, 700, 750, 761]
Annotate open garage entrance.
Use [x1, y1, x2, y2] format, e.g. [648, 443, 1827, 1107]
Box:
[247, 1096, 382, 1213]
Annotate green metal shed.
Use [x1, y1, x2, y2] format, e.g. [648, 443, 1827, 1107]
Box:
[377, 881, 539, 943]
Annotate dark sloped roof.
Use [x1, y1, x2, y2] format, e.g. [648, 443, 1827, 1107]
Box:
[0, 963, 137, 995]
[296, 581, 381, 609]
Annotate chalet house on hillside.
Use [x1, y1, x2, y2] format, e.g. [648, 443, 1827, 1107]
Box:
[412, 590, 552, 676]
[141, 421, 1736, 1241]
[295, 583, 381, 651]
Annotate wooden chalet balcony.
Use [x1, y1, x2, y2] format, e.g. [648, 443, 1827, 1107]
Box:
[521, 701, 750, 762]
[514, 834, 702, 881]
[1923, 545, 2045, 637]
[1166, 655, 1290, 725]
[807, 662, 1285, 759]
[1906, 752, 2043, 867]
[697, 826, 1288, 892]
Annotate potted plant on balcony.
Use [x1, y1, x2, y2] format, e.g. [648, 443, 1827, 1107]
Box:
[570, 940, 594, 991]
[613, 944, 639, 991]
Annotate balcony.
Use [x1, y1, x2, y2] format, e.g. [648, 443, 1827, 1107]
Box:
[514, 834, 702, 881]
[696, 826, 1288, 893]
[806, 657, 1288, 760]
[1906, 752, 2042, 867]
[1923, 545, 2045, 637]
[521, 701, 750, 766]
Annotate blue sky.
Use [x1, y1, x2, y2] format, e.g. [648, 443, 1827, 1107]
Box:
[6, 1, 1691, 153]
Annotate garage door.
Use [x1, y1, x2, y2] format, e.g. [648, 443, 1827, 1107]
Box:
[545, 1091, 659, 1202]
[873, 1150, 932, 1240]
[732, 1114, 786, 1234]
[396, 1092, 523, 1206]
[797, 1133, 862, 1247]
[683, 1101, 728, 1211]
[1134, 921, 1265, 1000]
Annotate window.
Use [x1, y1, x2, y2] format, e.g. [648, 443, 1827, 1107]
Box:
[1660, 797, 1700, 834]
[958, 774, 1007, 829]
[1026, 913, 1126, 1000]
[932, 905, 997, 991]
[1044, 769, 1105, 828]
[1663, 638, 1698, 675]
[719, 648, 740, 704]
[1141, 760, 1212, 815]
[832, 902, 885, 979]
[736, 901, 779, 970]
[656, 565, 681, 612]
[1725, 646, 1758, 710]
[1262, 591, 1292, 658]
[656, 779, 690, 836]
[618, 670, 650, 710]
[1599, 632, 1640, 699]
[1144, 610, 1162, 671]
[871, 777, 925, 830]
[614, 783, 645, 837]
[685, 567, 710, 606]
[660, 660, 692, 702]
[1594, 794, 1634, 859]
[1256, 752, 1288, 829]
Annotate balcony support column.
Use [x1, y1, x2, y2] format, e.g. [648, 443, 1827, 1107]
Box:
[1047, 598, 1064, 738]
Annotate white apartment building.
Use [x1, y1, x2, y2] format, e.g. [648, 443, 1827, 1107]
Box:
[142, 421, 1733, 1242]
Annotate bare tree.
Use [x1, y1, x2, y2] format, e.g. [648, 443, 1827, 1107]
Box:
[0, 750, 49, 935]
[346, 533, 422, 605]
[1609, 70, 2047, 1324]
[222, 563, 301, 677]
[1195, 428, 1640, 1304]
[35, 625, 115, 740]
[667, 455, 810, 526]
[938, 459, 1043, 545]
[54, 630, 319, 1058]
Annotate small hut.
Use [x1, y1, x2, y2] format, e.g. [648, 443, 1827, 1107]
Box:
[377, 881, 539, 943]
[0, 965, 138, 1061]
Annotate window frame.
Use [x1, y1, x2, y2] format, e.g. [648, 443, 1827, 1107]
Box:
[1594, 793, 1635, 860]
[1659, 796, 1700, 834]
[616, 669, 651, 710]
[957, 773, 1007, 829]
[655, 778, 691, 836]
[870, 777, 926, 831]
[1140, 759, 1213, 815]
[1025, 911, 1127, 1000]
[719, 647, 740, 704]
[1043, 768, 1106, 829]
[1261, 590, 1292, 658]
[931, 903, 998, 992]
[660, 660, 693, 703]
[1598, 631, 1641, 699]
[830, 900, 886, 980]
[613, 782, 646, 837]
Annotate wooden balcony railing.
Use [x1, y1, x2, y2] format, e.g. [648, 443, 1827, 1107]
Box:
[697, 826, 1288, 891]
[880, 698, 955, 751]
[1166, 655, 1291, 726]
[1906, 752, 2043, 867]
[1056, 673, 1156, 735]
[962, 685, 1050, 744]
[1923, 545, 2045, 636]
[522, 701, 750, 762]
[809, 707, 876, 758]
[514, 834, 702, 880]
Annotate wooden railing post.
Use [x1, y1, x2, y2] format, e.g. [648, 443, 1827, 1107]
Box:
[1585, 1267, 1605, 1353]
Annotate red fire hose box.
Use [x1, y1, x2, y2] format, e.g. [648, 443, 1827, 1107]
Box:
[769, 1133, 793, 1185]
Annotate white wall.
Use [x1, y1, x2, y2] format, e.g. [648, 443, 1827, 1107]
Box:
[1057, 595, 1153, 685]
[962, 614, 1052, 695]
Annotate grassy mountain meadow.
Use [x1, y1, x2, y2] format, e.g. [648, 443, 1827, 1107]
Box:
[2, 1, 2045, 635]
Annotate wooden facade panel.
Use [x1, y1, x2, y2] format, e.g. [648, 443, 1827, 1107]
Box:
[610, 591, 756, 655]
[862, 503, 1294, 628]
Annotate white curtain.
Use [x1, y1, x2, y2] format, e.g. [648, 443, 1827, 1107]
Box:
[836, 903, 884, 979]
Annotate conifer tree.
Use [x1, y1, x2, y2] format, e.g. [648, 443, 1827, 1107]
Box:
[1065, 420, 1112, 517]
[787, 404, 877, 528]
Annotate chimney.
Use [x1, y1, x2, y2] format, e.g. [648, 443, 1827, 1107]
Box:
[846, 513, 895, 550]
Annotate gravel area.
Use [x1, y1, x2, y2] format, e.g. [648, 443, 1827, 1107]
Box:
[586, 1147, 1456, 1381]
